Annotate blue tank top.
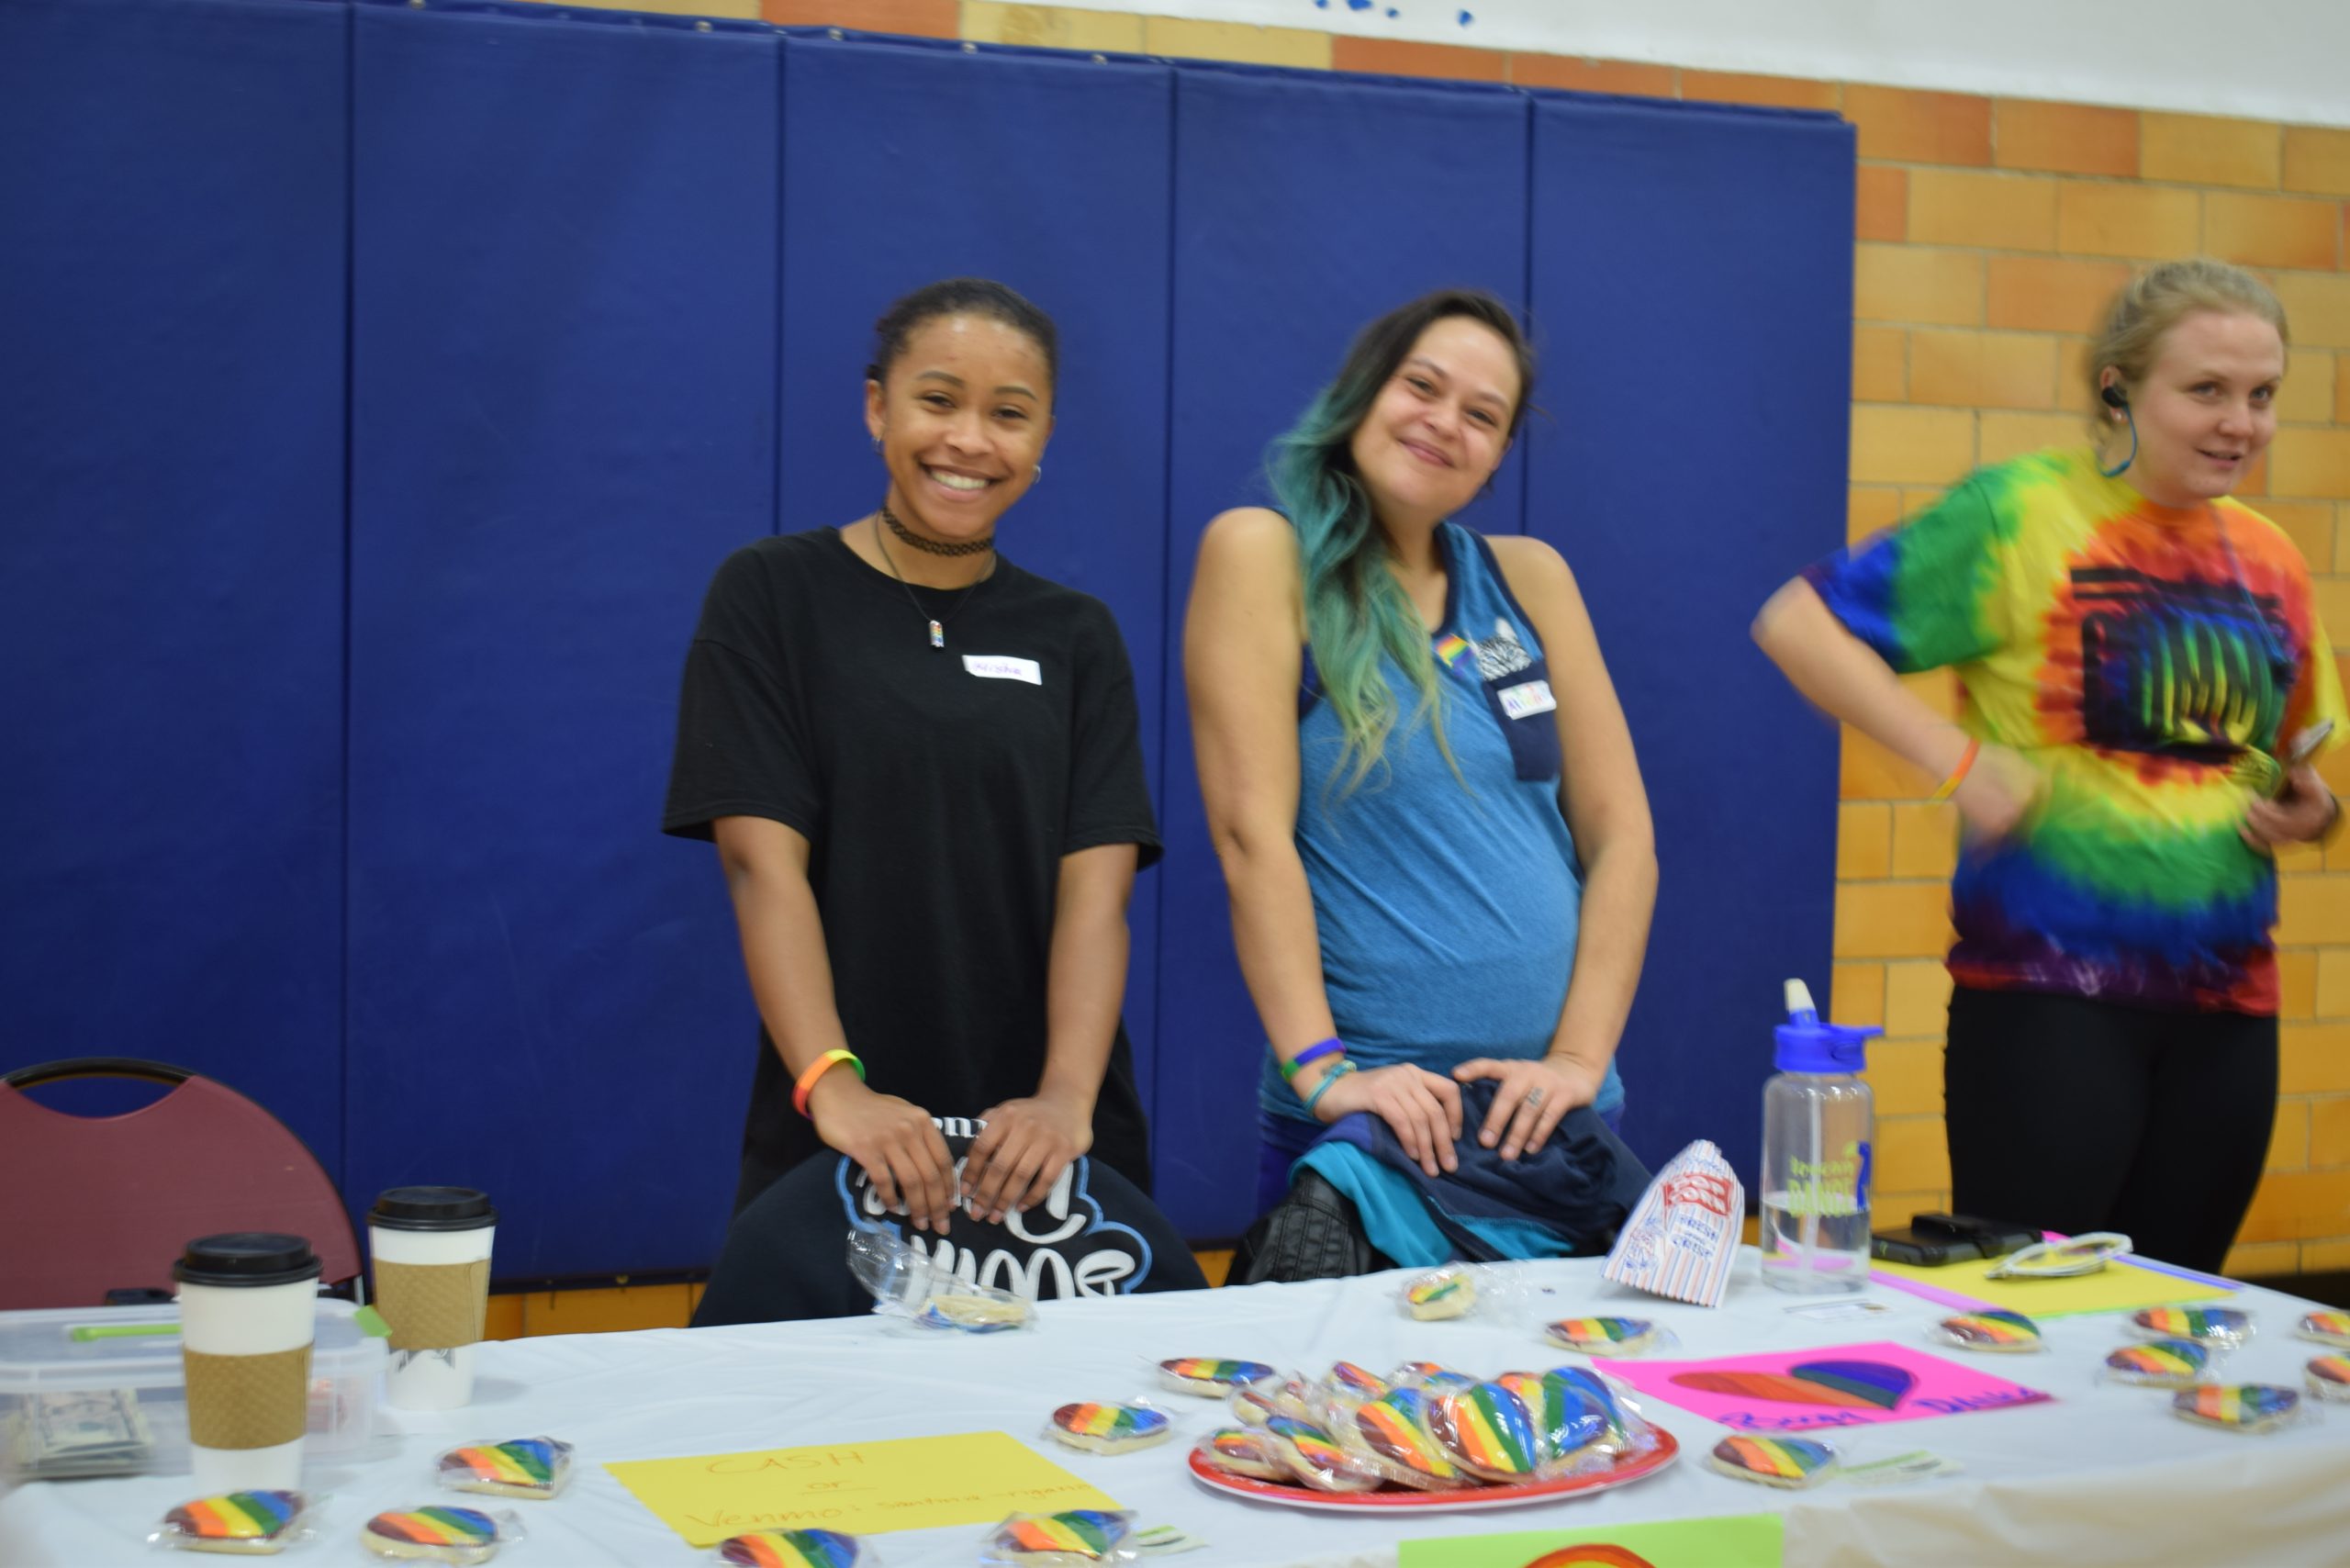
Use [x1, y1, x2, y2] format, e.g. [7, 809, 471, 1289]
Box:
[1259, 521, 1628, 1129]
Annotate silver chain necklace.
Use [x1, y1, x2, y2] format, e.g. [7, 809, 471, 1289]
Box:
[872, 512, 990, 649]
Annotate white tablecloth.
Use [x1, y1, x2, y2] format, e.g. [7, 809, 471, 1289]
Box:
[6, 1250, 2348, 1566]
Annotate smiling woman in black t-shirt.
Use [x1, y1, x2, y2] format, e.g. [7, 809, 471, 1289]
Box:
[664, 279, 1164, 1248]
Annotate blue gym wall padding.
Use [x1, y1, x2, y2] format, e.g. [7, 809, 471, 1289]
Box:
[0, 0, 349, 1155]
[1153, 68, 1534, 1238]
[1524, 94, 1851, 1184]
[343, 1, 778, 1275]
[776, 35, 1176, 1114]
[1, 1, 1852, 1273]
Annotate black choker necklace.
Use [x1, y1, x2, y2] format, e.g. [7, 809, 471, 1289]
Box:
[873, 515, 991, 649]
[880, 501, 995, 558]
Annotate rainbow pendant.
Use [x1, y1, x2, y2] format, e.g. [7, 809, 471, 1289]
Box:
[928, 619, 944, 649]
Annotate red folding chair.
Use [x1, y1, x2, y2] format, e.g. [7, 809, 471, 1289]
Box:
[0, 1058, 362, 1310]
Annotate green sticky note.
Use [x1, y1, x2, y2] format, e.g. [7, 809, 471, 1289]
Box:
[1399, 1511, 1784, 1568]
[353, 1305, 392, 1338]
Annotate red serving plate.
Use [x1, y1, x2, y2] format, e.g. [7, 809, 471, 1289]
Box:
[1185, 1427, 1679, 1512]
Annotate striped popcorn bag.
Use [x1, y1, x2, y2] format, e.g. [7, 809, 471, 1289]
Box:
[1602, 1139, 1742, 1307]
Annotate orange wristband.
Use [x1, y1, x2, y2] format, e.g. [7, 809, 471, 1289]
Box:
[791, 1049, 865, 1118]
[1929, 737, 1980, 803]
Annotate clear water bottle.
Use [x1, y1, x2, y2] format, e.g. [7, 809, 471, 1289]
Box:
[1760, 979, 1879, 1294]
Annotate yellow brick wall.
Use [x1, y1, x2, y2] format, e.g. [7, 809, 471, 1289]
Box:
[499, 0, 2350, 1308]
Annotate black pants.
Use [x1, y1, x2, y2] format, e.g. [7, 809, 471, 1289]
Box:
[1942, 986, 2277, 1276]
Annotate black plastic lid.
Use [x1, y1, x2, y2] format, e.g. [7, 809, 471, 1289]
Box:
[173, 1232, 323, 1288]
[368, 1186, 497, 1232]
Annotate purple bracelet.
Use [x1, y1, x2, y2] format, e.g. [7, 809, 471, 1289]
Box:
[1280, 1037, 1345, 1084]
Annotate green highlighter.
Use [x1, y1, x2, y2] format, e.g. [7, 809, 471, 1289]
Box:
[68, 1322, 180, 1342]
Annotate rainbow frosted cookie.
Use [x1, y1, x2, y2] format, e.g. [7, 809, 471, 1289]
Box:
[1427, 1382, 1541, 1483]
[1048, 1402, 1171, 1455]
[1708, 1435, 1836, 1489]
[1543, 1365, 1639, 1455]
[2105, 1339, 2211, 1387]
[1328, 1361, 1391, 1400]
[1159, 1357, 1275, 1396]
[2297, 1311, 2350, 1350]
[718, 1530, 862, 1568]
[1228, 1385, 1281, 1428]
[1345, 1387, 1463, 1490]
[1229, 1371, 1315, 1428]
[2131, 1305, 2252, 1345]
[1392, 1361, 1478, 1392]
[987, 1510, 1131, 1564]
[155, 1491, 311, 1555]
[361, 1506, 509, 1563]
[1263, 1414, 1381, 1493]
[435, 1438, 574, 1498]
[1932, 1310, 2042, 1353]
[2304, 1356, 2350, 1403]
[1405, 1269, 1475, 1321]
[1195, 1427, 1287, 1481]
[1496, 1370, 1607, 1473]
[2171, 1383, 2300, 1434]
[1542, 1316, 1660, 1356]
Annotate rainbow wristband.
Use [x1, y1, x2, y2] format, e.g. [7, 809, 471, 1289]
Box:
[791, 1048, 865, 1118]
[1279, 1037, 1345, 1084]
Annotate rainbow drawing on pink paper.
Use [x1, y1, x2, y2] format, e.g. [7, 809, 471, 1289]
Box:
[1595, 1341, 2052, 1433]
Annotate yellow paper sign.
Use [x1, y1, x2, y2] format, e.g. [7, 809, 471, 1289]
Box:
[604, 1431, 1120, 1546]
[1872, 1253, 2236, 1317]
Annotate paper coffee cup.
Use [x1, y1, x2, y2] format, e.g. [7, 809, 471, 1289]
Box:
[369, 1187, 496, 1411]
[174, 1232, 321, 1492]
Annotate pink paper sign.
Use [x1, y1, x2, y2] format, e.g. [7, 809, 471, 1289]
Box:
[1595, 1340, 2052, 1433]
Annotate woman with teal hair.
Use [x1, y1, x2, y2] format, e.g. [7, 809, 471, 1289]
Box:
[1185, 289, 1657, 1230]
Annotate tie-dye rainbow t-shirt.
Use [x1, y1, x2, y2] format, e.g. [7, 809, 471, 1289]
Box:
[1805, 447, 2344, 1014]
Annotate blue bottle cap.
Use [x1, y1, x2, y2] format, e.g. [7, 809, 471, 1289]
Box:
[1774, 980, 1881, 1073]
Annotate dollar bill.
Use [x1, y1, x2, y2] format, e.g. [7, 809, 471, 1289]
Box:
[21, 1389, 155, 1471]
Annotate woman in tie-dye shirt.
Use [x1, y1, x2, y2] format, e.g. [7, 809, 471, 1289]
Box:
[1754, 260, 2344, 1274]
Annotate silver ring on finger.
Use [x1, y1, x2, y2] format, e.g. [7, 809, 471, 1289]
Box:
[1526, 1088, 1546, 1108]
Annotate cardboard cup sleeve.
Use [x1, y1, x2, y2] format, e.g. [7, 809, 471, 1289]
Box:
[184, 1345, 313, 1450]
[376, 1259, 491, 1351]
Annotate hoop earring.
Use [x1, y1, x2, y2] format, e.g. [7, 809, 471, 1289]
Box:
[872, 434, 883, 454]
[1033, 462, 1044, 485]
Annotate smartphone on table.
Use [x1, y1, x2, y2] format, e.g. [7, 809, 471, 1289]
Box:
[1869, 1213, 2039, 1267]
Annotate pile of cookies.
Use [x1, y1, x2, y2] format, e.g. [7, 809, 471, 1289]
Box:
[1185, 1357, 1664, 1495]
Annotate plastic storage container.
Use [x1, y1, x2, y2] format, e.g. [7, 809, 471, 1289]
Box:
[0, 1297, 384, 1481]
[1760, 979, 1880, 1294]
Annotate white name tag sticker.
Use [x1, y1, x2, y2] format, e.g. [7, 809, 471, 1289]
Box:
[962, 655, 1042, 686]
[1497, 678, 1556, 720]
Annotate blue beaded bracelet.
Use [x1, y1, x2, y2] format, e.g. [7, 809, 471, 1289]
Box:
[1299, 1058, 1359, 1118]
[1279, 1037, 1346, 1084]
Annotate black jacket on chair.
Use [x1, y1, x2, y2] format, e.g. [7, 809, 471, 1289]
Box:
[1231, 1083, 1651, 1284]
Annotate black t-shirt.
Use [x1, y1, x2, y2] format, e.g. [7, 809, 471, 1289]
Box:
[664, 529, 1162, 1212]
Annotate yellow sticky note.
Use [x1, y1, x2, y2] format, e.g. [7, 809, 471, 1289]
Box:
[1872, 1253, 2236, 1317]
[604, 1431, 1119, 1547]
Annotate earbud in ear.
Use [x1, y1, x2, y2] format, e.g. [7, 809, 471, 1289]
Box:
[2099, 384, 2130, 411]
